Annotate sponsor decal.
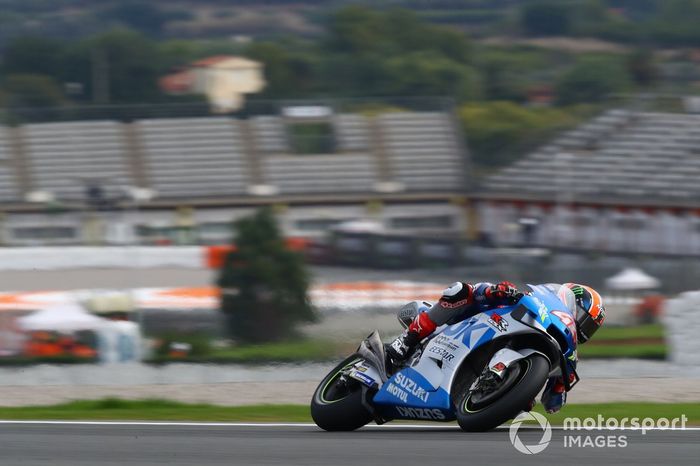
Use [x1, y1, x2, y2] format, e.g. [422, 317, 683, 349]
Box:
[439, 298, 469, 309]
[427, 345, 455, 362]
[532, 297, 549, 323]
[552, 310, 578, 344]
[395, 406, 446, 420]
[491, 361, 507, 372]
[442, 319, 486, 346]
[595, 305, 606, 324]
[386, 382, 408, 403]
[350, 371, 375, 387]
[488, 313, 509, 332]
[394, 373, 430, 403]
[432, 335, 459, 351]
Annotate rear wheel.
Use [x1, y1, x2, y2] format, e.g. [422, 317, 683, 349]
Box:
[311, 354, 373, 431]
[455, 354, 550, 432]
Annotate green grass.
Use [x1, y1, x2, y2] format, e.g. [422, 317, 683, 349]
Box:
[593, 324, 664, 341]
[0, 399, 311, 422]
[579, 324, 667, 359]
[148, 339, 347, 364]
[579, 343, 667, 359]
[208, 339, 344, 362]
[0, 400, 697, 425]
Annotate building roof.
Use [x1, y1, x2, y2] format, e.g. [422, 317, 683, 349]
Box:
[191, 55, 261, 69]
[158, 70, 194, 94]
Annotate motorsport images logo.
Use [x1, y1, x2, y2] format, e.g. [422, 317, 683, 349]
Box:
[509, 411, 552, 455]
[509, 413, 688, 454]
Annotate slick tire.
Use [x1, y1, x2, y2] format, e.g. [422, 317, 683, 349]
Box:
[455, 354, 550, 432]
[311, 354, 373, 431]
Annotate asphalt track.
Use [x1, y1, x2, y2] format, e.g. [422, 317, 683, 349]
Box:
[0, 422, 697, 466]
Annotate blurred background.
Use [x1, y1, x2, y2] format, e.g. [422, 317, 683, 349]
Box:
[0, 0, 698, 407]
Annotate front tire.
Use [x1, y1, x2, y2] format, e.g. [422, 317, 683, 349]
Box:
[455, 354, 550, 432]
[311, 354, 373, 431]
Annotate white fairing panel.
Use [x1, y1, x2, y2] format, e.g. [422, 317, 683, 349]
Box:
[418, 311, 537, 395]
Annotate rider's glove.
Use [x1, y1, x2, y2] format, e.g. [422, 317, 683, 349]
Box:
[541, 376, 567, 414]
[488, 281, 521, 303]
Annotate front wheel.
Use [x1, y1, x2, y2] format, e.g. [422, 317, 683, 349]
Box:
[455, 354, 550, 432]
[311, 354, 373, 431]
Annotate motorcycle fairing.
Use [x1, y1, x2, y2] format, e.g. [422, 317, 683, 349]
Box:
[370, 285, 579, 421]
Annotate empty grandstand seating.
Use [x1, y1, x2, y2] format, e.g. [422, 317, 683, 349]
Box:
[484, 109, 700, 200]
[0, 110, 467, 204]
[262, 152, 379, 194]
[253, 114, 379, 194]
[23, 121, 135, 200]
[249, 116, 287, 154]
[0, 126, 21, 202]
[136, 117, 250, 199]
[379, 112, 464, 191]
[333, 114, 370, 152]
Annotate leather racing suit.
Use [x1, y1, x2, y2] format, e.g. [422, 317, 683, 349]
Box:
[387, 280, 571, 413]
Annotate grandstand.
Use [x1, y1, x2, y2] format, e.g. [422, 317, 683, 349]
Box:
[23, 121, 133, 201]
[0, 109, 468, 245]
[483, 109, 700, 201]
[5, 104, 699, 254]
[479, 109, 700, 255]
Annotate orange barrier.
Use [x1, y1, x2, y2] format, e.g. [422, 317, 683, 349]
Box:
[205, 245, 237, 269]
[205, 238, 311, 269]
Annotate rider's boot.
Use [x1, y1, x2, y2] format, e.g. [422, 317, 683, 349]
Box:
[386, 312, 437, 367]
[386, 329, 421, 365]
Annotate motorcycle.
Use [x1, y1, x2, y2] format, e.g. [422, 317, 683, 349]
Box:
[310, 284, 579, 431]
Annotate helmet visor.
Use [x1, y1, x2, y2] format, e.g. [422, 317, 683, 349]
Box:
[577, 310, 603, 343]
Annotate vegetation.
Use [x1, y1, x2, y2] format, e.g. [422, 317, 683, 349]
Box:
[593, 323, 664, 341]
[0, 400, 697, 424]
[578, 343, 667, 359]
[217, 209, 316, 343]
[148, 338, 346, 364]
[0, 399, 312, 422]
[0, 2, 691, 166]
[520, 1, 572, 37]
[555, 55, 632, 105]
[579, 324, 667, 360]
[459, 101, 593, 167]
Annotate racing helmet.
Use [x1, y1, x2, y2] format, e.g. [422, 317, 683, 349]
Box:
[562, 283, 606, 343]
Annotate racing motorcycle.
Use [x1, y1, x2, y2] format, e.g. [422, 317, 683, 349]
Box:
[310, 284, 579, 431]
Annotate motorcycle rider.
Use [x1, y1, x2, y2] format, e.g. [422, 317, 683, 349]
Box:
[386, 281, 606, 414]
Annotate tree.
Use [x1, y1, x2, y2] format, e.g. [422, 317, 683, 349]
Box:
[217, 209, 315, 343]
[92, 29, 161, 103]
[2, 36, 64, 77]
[244, 42, 316, 98]
[460, 101, 583, 166]
[520, 1, 572, 37]
[555, 56, 631, 105]
[99, 2, 168, 36]
[385, 52, 481, 101]
[627, 49, 657, 87]
[2, 73, 66, 108]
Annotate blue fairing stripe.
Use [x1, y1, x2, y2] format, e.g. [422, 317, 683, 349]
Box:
[373, 367, 452, 410]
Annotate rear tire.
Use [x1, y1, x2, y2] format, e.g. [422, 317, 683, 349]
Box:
[311, 354, 373, 431]
[455, 354, 550, 432]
